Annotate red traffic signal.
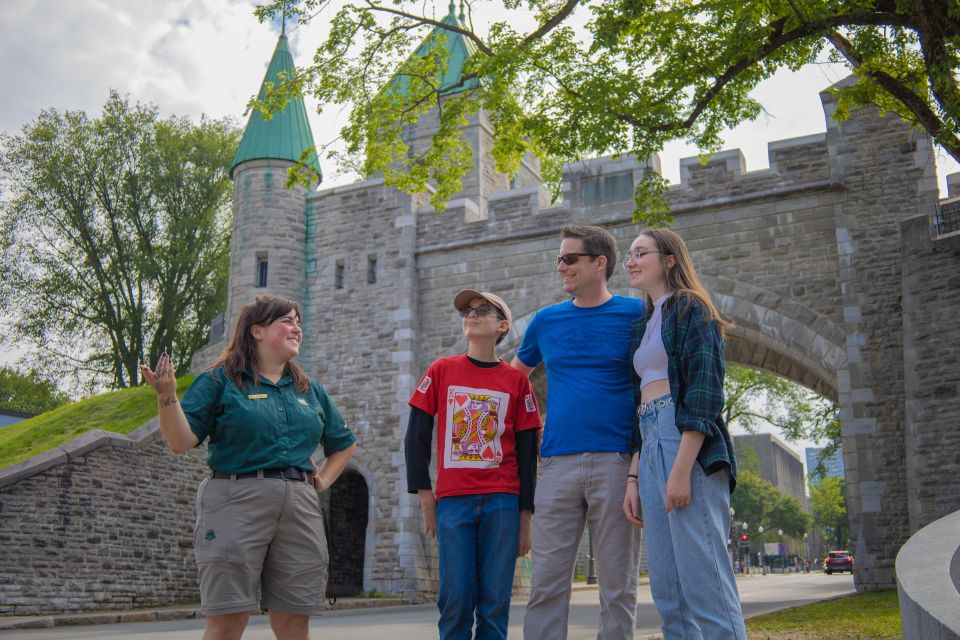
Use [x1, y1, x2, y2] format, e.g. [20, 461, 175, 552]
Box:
[740, 534, 750, 542]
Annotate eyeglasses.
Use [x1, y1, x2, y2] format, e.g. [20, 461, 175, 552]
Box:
[557, 253, 599, 266]
[459, 305, 501, 319]
[622, 250, 661, 266]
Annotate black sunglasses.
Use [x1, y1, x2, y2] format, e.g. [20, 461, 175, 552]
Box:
[557, 253, 599, 266]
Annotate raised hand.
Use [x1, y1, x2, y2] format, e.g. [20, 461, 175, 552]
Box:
[140, 352, 177, 399]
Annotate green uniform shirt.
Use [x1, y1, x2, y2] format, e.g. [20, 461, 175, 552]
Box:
[181, 367, 356, 474]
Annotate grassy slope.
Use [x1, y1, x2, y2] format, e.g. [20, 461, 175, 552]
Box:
[0, 376, 194, 469]
[747, 589, 901, 640]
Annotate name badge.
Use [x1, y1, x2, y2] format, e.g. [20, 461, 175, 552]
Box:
[248, 394, 268, 400]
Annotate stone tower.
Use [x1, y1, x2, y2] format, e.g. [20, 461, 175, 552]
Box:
[224, 32, 321, 331]
[388, 2, 547, 220]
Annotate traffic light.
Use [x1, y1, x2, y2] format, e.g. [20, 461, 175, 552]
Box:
[740, 534, 749, 542]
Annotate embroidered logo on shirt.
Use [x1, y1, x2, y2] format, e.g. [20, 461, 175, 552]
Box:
[204, 530, 216, 541]
[524, 394, 536, 412]
[298, 397, 309, 406]
[417, 376, 432, 393]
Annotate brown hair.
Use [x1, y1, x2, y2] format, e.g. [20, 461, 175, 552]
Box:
[211, 294, 310, 392]
[639, 229, 732, 336]
[562, 224, 619, 281]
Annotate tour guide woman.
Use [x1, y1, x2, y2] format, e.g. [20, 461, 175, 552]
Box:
[141, 294, 357, 640]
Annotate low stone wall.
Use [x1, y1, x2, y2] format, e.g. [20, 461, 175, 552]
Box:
[0, 420, 208, 616]
[896, 509, 960, 639]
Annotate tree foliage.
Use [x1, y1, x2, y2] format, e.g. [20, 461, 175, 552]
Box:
[724, 365, 840, 472]
[254, 0, 960, 223]
[0, 92, 239, 391]
[731, 469, 810, 540]
[810, 475, 850, 551]
[0, 367, 69, 415]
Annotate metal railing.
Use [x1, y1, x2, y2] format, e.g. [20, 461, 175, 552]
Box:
[933, 199, 960, 236]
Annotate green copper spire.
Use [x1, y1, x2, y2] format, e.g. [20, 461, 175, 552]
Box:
[386, 2, 479, 99]
[231, 34, 322, 181]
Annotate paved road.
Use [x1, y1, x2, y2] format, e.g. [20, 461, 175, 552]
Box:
[0, 573, 855, 640]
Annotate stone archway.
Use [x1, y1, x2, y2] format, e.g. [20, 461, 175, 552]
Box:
[326, 469, 369, 597]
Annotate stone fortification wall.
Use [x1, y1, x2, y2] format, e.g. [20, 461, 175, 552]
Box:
[302, 179, 436, 600]
[413, 129, 848, 395]
[900, 212, 960, 533]
[820, 81, 940, 590]
[0, 421, 208, 616]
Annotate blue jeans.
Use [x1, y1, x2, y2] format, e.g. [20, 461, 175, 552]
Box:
[436, 493, 519, 640]
[638, 396, 746, 640]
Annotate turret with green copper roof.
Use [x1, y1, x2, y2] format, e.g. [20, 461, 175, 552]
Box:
[386, 0, 480, 99]
[231, 33, 322, 181]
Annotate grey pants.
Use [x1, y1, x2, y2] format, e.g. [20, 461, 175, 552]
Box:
[523, 452, 642, 640]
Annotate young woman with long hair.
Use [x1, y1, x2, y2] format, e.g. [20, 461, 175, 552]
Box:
[621, 229, 746, 640]
[141, 294, 356, 640]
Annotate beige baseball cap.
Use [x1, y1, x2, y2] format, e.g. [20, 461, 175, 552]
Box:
[453, 289, 512, 323]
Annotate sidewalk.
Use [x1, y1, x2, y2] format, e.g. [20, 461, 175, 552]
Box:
[0, 580, 649, 631]
[0, 596, 404, 631]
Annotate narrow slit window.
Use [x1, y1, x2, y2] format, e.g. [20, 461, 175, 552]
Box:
[334, 259, 345, 290]
[256, 254, 268, 288]
[367, 255, 377, 285]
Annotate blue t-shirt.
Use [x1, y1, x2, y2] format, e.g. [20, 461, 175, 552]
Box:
[516, 295, 644, 456]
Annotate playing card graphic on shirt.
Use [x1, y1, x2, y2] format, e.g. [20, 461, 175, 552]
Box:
[444, 385, 510, 468]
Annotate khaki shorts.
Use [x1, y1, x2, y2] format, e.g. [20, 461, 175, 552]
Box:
[193, 475, 328, 616]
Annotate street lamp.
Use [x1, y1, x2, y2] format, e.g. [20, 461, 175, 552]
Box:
[758, 526, 766, 575]
[778, 529, 784, 572]
[728, 507, 736, 569]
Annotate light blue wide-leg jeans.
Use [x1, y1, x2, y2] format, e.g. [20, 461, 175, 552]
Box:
[638, 396, 746, 640]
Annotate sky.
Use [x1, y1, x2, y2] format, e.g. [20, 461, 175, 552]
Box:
[2, 0, 956, 464]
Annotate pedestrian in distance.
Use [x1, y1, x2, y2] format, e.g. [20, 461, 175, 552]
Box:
[622, 228, 747, 640]
[140, 294, 357, 640]
[405, 289, 541, 640]
[512, 225, 644, 640]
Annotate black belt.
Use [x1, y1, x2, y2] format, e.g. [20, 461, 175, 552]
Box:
[211, 467, 310, 483]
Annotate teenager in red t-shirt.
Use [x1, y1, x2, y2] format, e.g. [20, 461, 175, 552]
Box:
[405, 289, 541, 640]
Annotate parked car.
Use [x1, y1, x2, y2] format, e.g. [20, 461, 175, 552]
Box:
[824, 550, 854, 574]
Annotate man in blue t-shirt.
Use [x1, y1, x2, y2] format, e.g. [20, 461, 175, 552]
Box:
[512, 224, 644, 640]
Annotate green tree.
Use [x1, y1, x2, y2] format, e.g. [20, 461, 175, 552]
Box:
[732, 469, 809, 540]
[254, 0, 960, 223]
[0, 367, 69, 415]
[810, 475, 850, 551]
[724, 365, 840, 475]
[0, 92, 239, 390]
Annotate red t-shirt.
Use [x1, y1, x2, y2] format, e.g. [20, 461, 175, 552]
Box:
[408, 355, 542, 499]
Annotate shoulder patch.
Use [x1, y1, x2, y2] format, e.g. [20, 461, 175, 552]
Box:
[524, 393, 536, 412]
[417, 376, 432, 393]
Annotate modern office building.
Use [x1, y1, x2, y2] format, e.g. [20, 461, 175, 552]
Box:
[805, 446, 845, 480]
[734, 433, 807, 504]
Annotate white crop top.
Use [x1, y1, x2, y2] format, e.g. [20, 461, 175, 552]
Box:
[633, 292, 673, 387]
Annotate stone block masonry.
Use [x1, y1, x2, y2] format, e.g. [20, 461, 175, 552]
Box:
[0, 421, 208, 616]
[900, 213, 960, 535]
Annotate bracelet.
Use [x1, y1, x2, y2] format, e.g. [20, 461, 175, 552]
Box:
[626, 477, 638, 485]
[627, 474, 638, 479]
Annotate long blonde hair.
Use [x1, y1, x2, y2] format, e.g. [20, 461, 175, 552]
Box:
[639, 229, 732, 336]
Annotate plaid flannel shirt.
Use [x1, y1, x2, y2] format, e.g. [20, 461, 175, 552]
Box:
[629, 293, 738, 493]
